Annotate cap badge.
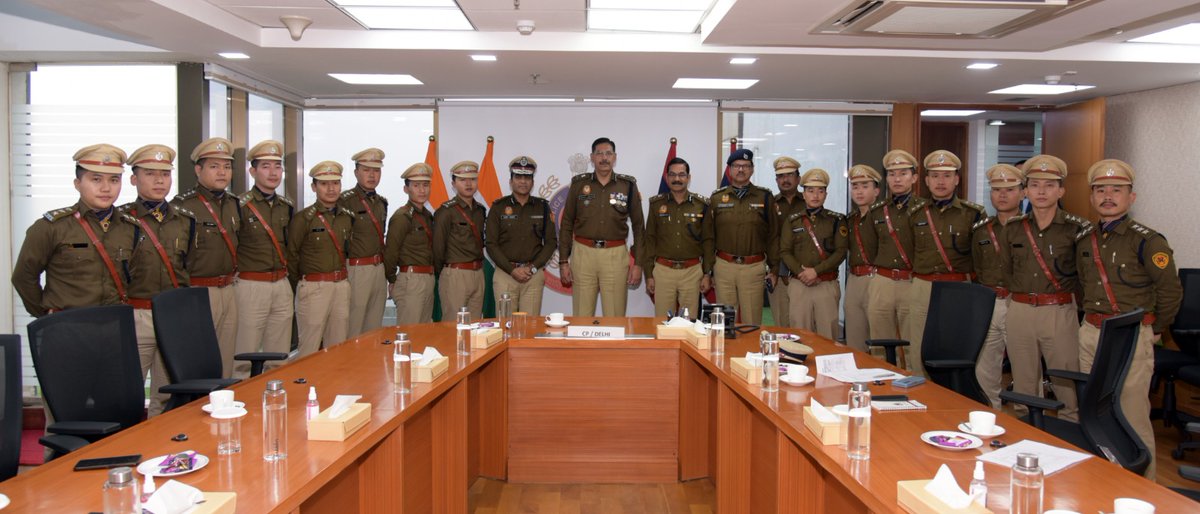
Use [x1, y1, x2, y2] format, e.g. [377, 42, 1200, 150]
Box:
[937, 154, 946, 164]
[1040, 163, 1048, 171]
[1106, 167, 1116, 177]
[216, 143, 225, 151]
[155, 152, 165, 160]
[101, 155, 111, 163]
[269, 146, 278, 155]
[518, 157, 529, 166]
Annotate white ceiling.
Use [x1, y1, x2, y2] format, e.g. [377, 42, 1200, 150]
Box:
[1, 0, 1200, 105]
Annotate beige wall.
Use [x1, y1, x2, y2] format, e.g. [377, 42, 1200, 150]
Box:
[1104, 81, 1200, 269]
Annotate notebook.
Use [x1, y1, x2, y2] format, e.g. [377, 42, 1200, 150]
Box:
[871, 399, 927, 411]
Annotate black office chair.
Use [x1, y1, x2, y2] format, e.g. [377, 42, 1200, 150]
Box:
[152, 287, 287, 411]
[1001, 309, 1151, 475]
[920, 282, 996, 406]
[1153, 269, 1199, 431]
[27, 306, 144, 459]
[2, 335, 24, 480]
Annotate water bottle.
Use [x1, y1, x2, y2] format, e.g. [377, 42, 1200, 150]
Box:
[760, 331, 779, 392]
[846, 382, 872, 460]
[394, 332, 412, 394]
[103, 466, 141, 514]
[709, 310, 725, 356]
[1009, 453, 1044, 514]
[263, 379, 288, 462]
[456, 307, 472, 355]
[497, 293, 513, 341]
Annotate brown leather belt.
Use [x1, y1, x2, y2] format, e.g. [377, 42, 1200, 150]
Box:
[303, 269, 348, 282]
[573, 236, 625, 249]
[445, 260, 483, 271]
[983, 285, 1010, 299]
[914, 272, 971, 282]
[1010, 291, 1074, 306]
[348, 255, 383, 266]
[655, 256, 701, 270]
[815, 271, 838, 282]
[399, 265, 435, 274]
[850, 264, 875, 277]
[125, 297, 153, 310]
[1085, 312, 1155, 328]
[192, 274, 235, 288]
[238, 270, 287, 282]
[875, 267, 912, 281]
[716, 250, 765, 265]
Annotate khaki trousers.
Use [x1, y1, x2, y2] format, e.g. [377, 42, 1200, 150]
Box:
[570, 242, 629, 317]
[975, 299, 1009, 409]
[788, 280, 840, 339]
[651, 264, 702, 319]
[1005, 302, 1078, 421]
[133, 309, 170, 417]
[206, 285, 239, 378]
[232, 278, 293, 377]
[1080, 321, 1156, 480]
[768, 278, 791, 327]
[392, 272, 435, 325]
[295, 279, 350, 358]
[844, 274, 872, 352]
[439, 267, 485, 320]
[494, 269, 546, 315]
[714, 258, 766, 327]
[867, 275, 911, 365]
[347, 263, 386, 337]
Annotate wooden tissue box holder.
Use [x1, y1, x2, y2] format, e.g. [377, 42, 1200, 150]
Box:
[730, 357, 763, 385]
[471, 327, 503, 349]
[412, 356, 449, 382]
[655, 325, 708, 350]
[802, 406, 843, 445]
[307, 403, 371, 442]
[897, 480, 993, 514]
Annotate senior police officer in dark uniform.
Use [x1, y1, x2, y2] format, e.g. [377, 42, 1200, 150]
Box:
[710, 148, 778, 326]
[435, 161, 488, 320]
[971, 164, 1025, 409]
[770, 156, 804, 327]
[288, 161, 354, 357]
[1076, 159, 1182, 480]
[172, 137, 241, 377]
[866, 150, 918, 347]
[558, 137, 645, 317]
[339, 148, 388, 336]
[643, 156, 713, 319]
[845, 164, 881, 352]
[486, 156, 557, 315]
[384, 163, 437, 324]
[780, 168, 847, 338]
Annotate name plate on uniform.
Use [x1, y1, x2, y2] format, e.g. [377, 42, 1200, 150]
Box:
[566, 325, 626, 339]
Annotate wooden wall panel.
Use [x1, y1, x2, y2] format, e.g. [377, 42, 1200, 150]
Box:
[715, 383, 751, 514]
[433, 381, 468, 514]
[889, 103, 919, 154]
[403, 406, 434, 514]
[474, 355, 508, 480]
[358, 425, 404, 514]
[749, 410, 779, 514]
[776, 432, 824, 514]
[301, 461, 360, 513]
[1044, 97, 1106, 217]
[825, 473, 871, 514]
[678, 352, 713, 481]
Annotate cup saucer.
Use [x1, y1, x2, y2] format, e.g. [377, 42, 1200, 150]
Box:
[957, 422, 1005, 438]
[779, 374, 815, 386]
[545, 320, 570, 328]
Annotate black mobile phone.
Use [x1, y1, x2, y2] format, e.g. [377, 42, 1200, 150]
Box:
[73, 454, 142, 471]
[873, 394, 909, 402]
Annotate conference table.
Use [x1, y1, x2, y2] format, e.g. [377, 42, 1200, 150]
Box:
[0, 317, 1194, 513]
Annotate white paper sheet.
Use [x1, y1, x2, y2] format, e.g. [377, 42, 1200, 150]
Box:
[976, 439, 1092, 475]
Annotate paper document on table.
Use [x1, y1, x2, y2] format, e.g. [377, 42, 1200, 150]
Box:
[976, 439, 1092, 475]
[814, 353, 856, 376]
[825, 368, 907, 383]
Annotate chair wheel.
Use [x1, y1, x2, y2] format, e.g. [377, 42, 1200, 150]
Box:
[1172, 448, 1186, 460]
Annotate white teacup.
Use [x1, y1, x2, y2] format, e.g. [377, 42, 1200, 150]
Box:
[968, 411, 997, 435]
[545, 313, 565, 324]
[1114, 498, 1155, 514]
[209, 389, 234, 410]
[787, 365, 809, 379]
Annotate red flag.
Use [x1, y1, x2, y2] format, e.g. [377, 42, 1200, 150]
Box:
[478, 136, 502, 205]
[424, 136, 450, 206]
[657, 137, 677, 195]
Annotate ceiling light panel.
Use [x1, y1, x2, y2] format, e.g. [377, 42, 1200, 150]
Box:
[471, 55, 497, 61]
[1128, 23, 1200, 45]
[218, 52, 250, 59]
[330, 0, 457, 6]
[729, 57, 757, 65]
[673, 78, 758, 90]
[343, 6, 472, 30]
[966, 63, 998, 70]
[921, 110, 984, 116]
[590, 0, 713, 10]
[988, 84, 1095, 95]
[588, 10, 703, 33]
[329, 73, 424, 85]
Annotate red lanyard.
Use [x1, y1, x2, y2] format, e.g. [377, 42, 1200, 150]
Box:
[1089, 232, 1122, 314]
[315, 212, 346, 262]
[1021, 219, 1064, 292]
[922, 207, 955, 273]
[73, 212, 126, 300]
[358, 194, 386, 251]
[131, 210, 180, 288]
[244, 201, 287, 267]
[882, 204, 912, 269]
[800, 215, 827, 260]
[196, 193, 238, 269]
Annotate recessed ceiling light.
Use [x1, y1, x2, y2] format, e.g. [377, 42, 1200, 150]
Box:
[783, 124, 798, 127]
[822, 142, 836, 146]
[794, 148, 805, 152]
[582, 98, 713, 103]
[730, 57, 757, 65]
[673, 78, 758, 90]
[470, 55, 497, 61]
[966, 62, 998, 70]
[1129, 23, 1200, 45]
[588, 10, 703, 33]
[330, 1, 458, 6]
[343, 6, 472, 30]
[329, 73, 423, 85]
[921, 109, 985, 116]
[591, 0, 712, 9]
[989, 120, 1006, 126]
[442, 98, 576, 102]
[988, 84, 1095, 95]
[218, 52, 250, 59]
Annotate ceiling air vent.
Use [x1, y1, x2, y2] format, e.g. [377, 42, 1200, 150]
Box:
[816, 0, 1093, 39]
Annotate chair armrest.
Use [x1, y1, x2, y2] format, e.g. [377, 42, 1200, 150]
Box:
[1186, 422, 1200, 434]
[39, 434, 90, 455]
[1000, 390, 1065, 411]
[1181, 465, 1200, 482]
[1046, 368, 1090, 385]
[924, 359, 976, 369]
[46, 421, 121, 436]
[866, 339, 909, 348]
[234, 352, 289, 362]
[1171, 328, 1200, 337]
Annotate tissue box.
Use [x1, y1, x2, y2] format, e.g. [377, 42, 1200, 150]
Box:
[897, 480, 993, 514]
[471, 327, 504, 349]
[307, 403, 372, 441]
[655, 325, 708, 350]
[191, 492, 237, 514]
[802, 406, 843, 445]
[729, 357, 762, 385]
[412, 356, 449, 382]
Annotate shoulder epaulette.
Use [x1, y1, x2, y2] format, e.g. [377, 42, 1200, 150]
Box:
[120, 212, 139, 224]
[301, 205, 317, 219]
[339, 207, 355, 217]
[1010, 213, 1030, 222]
[1075, 223, 1095, 241]
[1129, 221, 1158, 239]
[1063, 212, 1087, 226]
[868, 200, 887, 211]
[278, 195, 294, 207]
[116, 202, 134, 214]
[690, 193, 708, 203]
[710, 187, 729, 198]
[572, 173, 592, 183]
[402, 204, 415, 217]
[617, 173, 636, 183]
[788, 211, 805, 220]
[827, 210, 846, 221]
[174, 188, 198, 201]
[972, 216, 994, 231]
[909, 197, 930, 210]
[649, 193, 666, 203]
[239, 190, 254, 202]
[962, 200, 986, 213]
[440, 199, 458, 210]
[339, 190, 356, 199]
[378, 194, 389, 205]
[172, 205, 196, 219]
[42, 206, 77, 222]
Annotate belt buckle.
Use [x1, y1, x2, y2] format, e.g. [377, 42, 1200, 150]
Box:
[672, 260, 683, 270]
[733, 255, 744, 264]
[593, 240, 605, 248]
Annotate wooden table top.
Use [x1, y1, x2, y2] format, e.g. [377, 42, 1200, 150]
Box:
[0, 316, 1191, 513]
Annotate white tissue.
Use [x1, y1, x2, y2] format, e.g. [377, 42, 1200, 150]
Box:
[411, 346, 444, 367]
[924, 464, 973, 510]
[664, 317, 693, 327]
[744, 352, 763, 364]
[327, 394, 362, 419]
[141, 479, 203, 514]
[692, 320, 708, 335]
[810, 399, 838, 423]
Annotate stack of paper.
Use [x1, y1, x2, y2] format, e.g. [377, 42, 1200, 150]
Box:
[976, 440, 1092, 475]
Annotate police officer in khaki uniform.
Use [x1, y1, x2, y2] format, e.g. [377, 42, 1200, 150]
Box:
[385, 163, 437, 325]
[770, 156, 804, 327]
[1001, 154, 1089, 422]
[233, 140, 294, 377]
[643, 157, 713, 318]
[904, 150, 986, 376]
[866, 150, 918, 347]
[1077, 159, 1182, 480]
[434, 161, 488, 320]
[172, 137, 241, 377]
[559, 137, 645, 317]
[486, 156, 557, 314]
[971, 164, 1024, 409]
[119, 144, 195, 416]
[710, 148, 779, 326]
[780, 168, 847, 338]
[288, 161, 354, 357]
[845, 164, 881, 352]
[339, 148, 388, 336]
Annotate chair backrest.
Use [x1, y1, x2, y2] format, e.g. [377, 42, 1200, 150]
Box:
[1, 335, 22, 481]
[26, 306, 144, 432]
[1171, 268, 1200, 356]
[920, 282, 996, 405]
[1078, 308, 1150, 475]
[151, 287, 225, 381]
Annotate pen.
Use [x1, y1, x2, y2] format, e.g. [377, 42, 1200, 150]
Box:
[872, 373, 895, 379]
